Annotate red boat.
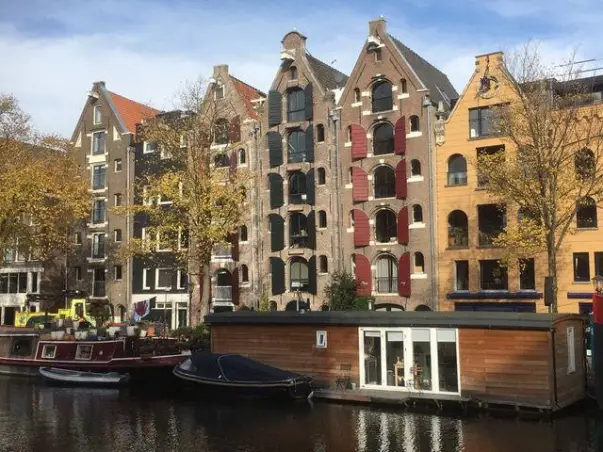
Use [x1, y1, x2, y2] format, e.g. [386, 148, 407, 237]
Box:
[0, 329, 190, 382]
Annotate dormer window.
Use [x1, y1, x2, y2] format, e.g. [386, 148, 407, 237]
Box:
[215, 84, 225, 100]
[290, 66, 298, 81]
[93, 105, 102, 125]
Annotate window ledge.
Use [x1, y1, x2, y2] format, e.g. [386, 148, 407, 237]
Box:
[89, 188, 107, 193]
[409, 222, 426, 229]
[446, 245, 470, 250]
[408, 176, 424, 183]
[411, 273, 428, 280]
[345, 183, 352, 189]
[240, 240, 249, 245]
[573, 281, 592, 285]
[346, 227, 354, 233]
[577, 227, 599, 231]
[397, 93, 410, 100]
[372, 292, 398, 296]
[344, 142, 352, 148]
[351, 101, 362, 108]
[374, 241, 397, 246]
[445, 184, 468, 188]
[406, 131, 422, 139]
[87, 222, 108, 228]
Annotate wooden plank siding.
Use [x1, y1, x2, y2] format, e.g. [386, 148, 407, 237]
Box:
[211, 325, 360, 386]
[553, 319, 586, 408]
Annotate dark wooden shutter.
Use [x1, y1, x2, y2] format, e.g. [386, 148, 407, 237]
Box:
[270, 257, 285, 295]
[269, 214, 284, 251]
[354, 254, 372, 296]
[305, 125, 314, 162]
[230, 232, 240, 261]
[353, 209, 370, 247]
[397, 206, 409, 245]
[268, 173, 284, 208]
[395, 159, 407, 199]
[351, 124, 367, 160]
[229, 151, 237, 176]
[268, 131, 283, 167]
[308, 256, 317, 295]
[398, 252, 411, 297]
[268, 90, 282, 127]
[304, 83, 313, 121]
[307, 211, 316, 249]
[229, 115, 241, 143]
[306, 168, 315, 205]
[352, 167, 369, 202]
[394, 116, 407, 155]
[232, 268, 240, 305]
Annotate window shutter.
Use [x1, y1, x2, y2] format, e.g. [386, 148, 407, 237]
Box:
[353, 209, 370, 247]
[351, 124, 367, 160]
[306, 168, 315, 205]
[269, 214, 284, 251]
[304, 83, 313, 121]
[305, 125, 314, 162]
[352, 167, 369, 202]
[397, 206, 409, 245]
[229, 115, 241, 143]
[394, 116, 407, 155]
[268, 131, 283, 167]
[230, 232, 240, 261]
[307, 211, 316, 249]
[398, 252, 411, 297]
[270, 257, 285, 295]
[229, 151, 237, 176]
[308, 256, 317, 294]
[268, 173, 284, 208]
[232, 268, 240, 305]
[395, 159, 407, 199]
[268, 90, 282, 127]
[354, 254, 372, 296]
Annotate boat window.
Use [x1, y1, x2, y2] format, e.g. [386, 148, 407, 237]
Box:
[42, 344, 57, 359]
[75, 344, 93, 360]
[11, 338, 33, 357]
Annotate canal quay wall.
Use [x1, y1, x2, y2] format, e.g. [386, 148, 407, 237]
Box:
[206, 311, 587, 414]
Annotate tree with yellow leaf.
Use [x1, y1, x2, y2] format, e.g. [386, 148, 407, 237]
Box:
[476, 45, 603, 312]
[0, 94, 90, 270]
[116, 79, 250, 323]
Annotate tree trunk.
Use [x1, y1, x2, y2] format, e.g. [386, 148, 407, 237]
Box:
[547, 230, 558, 313]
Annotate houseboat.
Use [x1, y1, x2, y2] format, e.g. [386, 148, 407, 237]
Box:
[0, 328, 190, 381]
[206, 311, 587, 413]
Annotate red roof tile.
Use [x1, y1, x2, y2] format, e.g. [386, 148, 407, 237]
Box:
[229, 76, 266, 119]
[108, 91, 160, 133]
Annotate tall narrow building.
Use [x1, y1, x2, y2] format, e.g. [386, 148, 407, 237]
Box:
[262, 30, 348, 310]
[337, 18, 457, 311]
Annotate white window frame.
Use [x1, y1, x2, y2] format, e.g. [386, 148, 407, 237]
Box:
[114, 265, 123, 281]
[114, 229, 122, 243]
[93, 105, 102, 125]
[114, 158, 122, 172]
[75, 344, 93, 360]
[160, 147, 172, 160]
[143, 141, 157, 154]
[42, 344, 57, 359]
[114, 193, 122, 207]
[92, 131, 105, 155]
[215, 83, 225, 100]
[177, 269, 186, 290]
[567, 326, 576, 374]
[156, 231, 171, 252]
[156, 268, 172, 290]
[142, 268, 152, 290]
[75, 232, 82, 245]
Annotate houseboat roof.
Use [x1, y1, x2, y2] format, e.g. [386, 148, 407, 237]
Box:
[205, 311, 584, 331]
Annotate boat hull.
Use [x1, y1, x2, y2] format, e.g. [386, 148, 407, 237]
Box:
[39, 367, 131, 387]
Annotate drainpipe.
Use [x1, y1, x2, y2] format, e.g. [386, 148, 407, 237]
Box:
[253, 121, 263, 307]
[126, 142, 132, 320]
[330, 106, 344, 271]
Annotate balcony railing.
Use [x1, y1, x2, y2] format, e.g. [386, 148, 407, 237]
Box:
[91, 281, 106, 297]
[375, 277, 397, 294]
[288, 151, 307, 163]
[447, 171, 467, 186]
[214, 285, 232, 301]
[290, 279, 309, 291]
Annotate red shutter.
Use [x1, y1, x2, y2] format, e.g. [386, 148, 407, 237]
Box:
[351, 124, 367, 160]
[394, 116, 407, 155]
[353, 209, 370, 247]
[352, 167, 369, 202]
[397, 206, 409, 245]
[229, 151, 237, 176]
[232, 268, 240, 305]
[230, 232, 240, 261]
[229, 115, 241, 143]
[354, 254, 372, 296]
[398, 252, 411, 297]
[395, 159, 407, 199]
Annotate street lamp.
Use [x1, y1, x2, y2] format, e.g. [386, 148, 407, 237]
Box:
[593, 275, 603, 294]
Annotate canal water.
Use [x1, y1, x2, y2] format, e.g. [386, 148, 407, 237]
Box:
[0, 377, 601, 452]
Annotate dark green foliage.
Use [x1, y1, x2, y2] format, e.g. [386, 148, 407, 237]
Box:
[324, 271, 372, 311]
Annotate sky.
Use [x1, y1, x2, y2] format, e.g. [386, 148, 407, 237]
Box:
[1, 0, 602, 137]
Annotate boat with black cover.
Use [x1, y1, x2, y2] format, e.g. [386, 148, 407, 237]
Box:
[173, 351, 314, 400]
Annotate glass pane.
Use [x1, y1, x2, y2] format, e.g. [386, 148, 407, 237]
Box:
[363, 331, 382, 385]
[412, 329, 432, 390]
[386, 331, 405, 387]
[438, 342, 459, 393]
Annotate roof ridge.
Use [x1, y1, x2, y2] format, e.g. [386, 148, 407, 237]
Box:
[107, 90, 160, 113]
[228, 75, 266, 97]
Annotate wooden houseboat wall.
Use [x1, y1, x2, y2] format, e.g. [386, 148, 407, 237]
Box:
[206, 311, 586, 411]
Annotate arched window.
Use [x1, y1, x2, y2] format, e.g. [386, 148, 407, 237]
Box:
[240, 225, 248, 242]
[319, 255, 328, 273]
[415, 304, 431, 311]
[373, 123, 394, 155]
[287, 88, 305, 122]
[577, 197, 597, 228]
[238, 148, 246, 165]
[290, 257, 309, 291]
[372, 80, 393, 113]
[412, 204, 423, 223]
[269, 300, 278, 311]
[354, 88, 361, 103]
[375, 209, 396, 243]
[576, 148, 595, 179]
[289, 213, 308, 248]
[316, 124, 325, 142]
[318, 210, 327, 228]
[414, 252, 425, 274]
[411, 159, 421, 176]
[214, 118, 229, 145]
[447, 154, 467, 185]
[214, 153, 230, 168]
[410, 115, 420, 132]
[290, 66, 297, 81]
[241, 265, 249, 283]
[375, 254, 397, 293]
[289, 171, 307, 204]
[374, 166, 395, 198]
[400, 78, 408, 94]
[288, 130, 306, 163]
[317, 168, 326, 185]
[448, 210, 468, 247]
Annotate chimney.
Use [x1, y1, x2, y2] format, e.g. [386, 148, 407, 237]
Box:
[282, 29, 307, 53]
[475, 52, 504, 73]
[369, 17, 387, 37]
[213, 64, 229, 78]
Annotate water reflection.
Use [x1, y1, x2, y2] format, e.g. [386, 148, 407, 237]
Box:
[0, 377, 598, 452]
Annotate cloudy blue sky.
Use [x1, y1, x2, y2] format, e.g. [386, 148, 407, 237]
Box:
[1, 0, 601, 137]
